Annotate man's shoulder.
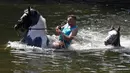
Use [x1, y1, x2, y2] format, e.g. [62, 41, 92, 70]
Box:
[72, 27, 78, 34]
[73, 25, 78, 30]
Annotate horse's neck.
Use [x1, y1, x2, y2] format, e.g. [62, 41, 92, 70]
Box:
[31, 16, 47, 29]
[27, 16, 47, 37]
[117, 33, 121, 46]
[114, 35, 121, 47]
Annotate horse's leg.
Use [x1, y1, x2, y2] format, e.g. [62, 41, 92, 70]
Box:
[33, 37, 42, 47]
[46, 37, 49, 46]
[24, 36, 33, 46]
[20, 31, 29, 43]
[20, 37, 25, 43]
[20, 34, 27, 43]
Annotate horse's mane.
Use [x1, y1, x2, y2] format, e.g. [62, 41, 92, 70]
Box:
[24, 8, 41, 26]
[24, 8, 40, 15]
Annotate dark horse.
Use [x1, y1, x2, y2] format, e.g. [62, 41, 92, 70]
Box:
[14, 7, 48, 48]
[104, 26, 121, 47]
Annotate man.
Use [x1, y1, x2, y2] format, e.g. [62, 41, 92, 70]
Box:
[52, 15, 78, 49]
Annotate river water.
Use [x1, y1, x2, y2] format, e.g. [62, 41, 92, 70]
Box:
[1, 4, 130, 73]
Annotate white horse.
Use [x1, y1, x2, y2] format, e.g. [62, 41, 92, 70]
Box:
[14, 7, 49, 48]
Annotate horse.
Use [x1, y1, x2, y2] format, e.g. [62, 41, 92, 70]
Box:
[14, 7, 49, 48]
[104, 26, 121, 47]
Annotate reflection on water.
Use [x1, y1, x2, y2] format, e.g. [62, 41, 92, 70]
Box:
[9, 48, 130, 73]
[1, 4, 130, 73]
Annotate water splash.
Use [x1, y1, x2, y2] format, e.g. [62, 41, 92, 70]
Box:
[7, 28, 130, 53]
[7, 41, 55, 54]
[69, 28, 111, 51]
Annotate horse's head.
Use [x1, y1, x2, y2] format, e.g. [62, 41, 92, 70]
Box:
[14, 7, 40, 32]
[104, 26, 121, 47]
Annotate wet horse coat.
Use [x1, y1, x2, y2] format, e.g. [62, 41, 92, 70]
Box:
[104, 26, 121, 47]
[14, 7, 48, 48]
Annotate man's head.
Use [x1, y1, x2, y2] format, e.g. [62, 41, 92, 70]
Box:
[67, 15, 76, 25]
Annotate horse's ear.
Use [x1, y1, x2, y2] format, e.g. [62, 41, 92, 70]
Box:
[28, 6, 31, 14]
[117, 26, 120, 32]
[110, 25, 115, 30]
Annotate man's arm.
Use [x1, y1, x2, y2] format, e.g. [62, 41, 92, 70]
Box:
[55, 24, 65, 35]
[62, 28, 78, 41]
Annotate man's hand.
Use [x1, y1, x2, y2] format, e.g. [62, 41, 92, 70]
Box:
[55, 26, 62, 35]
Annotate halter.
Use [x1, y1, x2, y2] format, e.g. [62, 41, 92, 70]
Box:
[29, 28, 47, 30]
